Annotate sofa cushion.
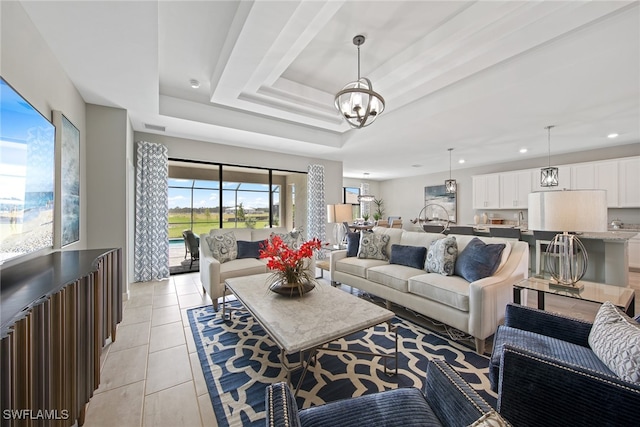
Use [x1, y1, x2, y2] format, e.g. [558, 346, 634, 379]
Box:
[271, 229, 303, 249]
[219, 258, 268, 282]
[237, 240, 264, 259]
[358, 233, 390, 260]
[346, 232, 361, 257]
[205, 231, 238, 263]
[367, 264, 424, 292]
[408, 274, 471, 311]
[389, 244, 427, 270]
[588, 301, 640, 384]
[335, 257, 388, 279]
[454, 237, 505, 282]
[425, 236, 457, 276]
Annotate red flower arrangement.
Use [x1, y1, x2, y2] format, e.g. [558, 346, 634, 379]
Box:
[259, 235, 323, 295]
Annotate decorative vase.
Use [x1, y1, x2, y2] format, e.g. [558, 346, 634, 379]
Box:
[269, 280, 315, 297]
[473, 214, 480, 225]
[481, 213, 488, 224]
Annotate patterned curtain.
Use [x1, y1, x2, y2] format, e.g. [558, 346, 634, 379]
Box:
[134, 141, 170, 281]
[307, 164, 326, 259]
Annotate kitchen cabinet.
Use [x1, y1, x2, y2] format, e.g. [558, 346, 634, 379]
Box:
[618, 157, 640, 207]
[472, 174, 500, 209]
[570, 160, 619, 207]
[500, 170, 531, 208]
[531, 165, 572, 192]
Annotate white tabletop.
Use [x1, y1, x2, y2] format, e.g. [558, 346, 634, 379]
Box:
[224, 273, 394, 353]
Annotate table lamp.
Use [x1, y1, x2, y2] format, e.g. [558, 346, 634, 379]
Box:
[528, 189, 607, 288]
[327, 204, 353, 247]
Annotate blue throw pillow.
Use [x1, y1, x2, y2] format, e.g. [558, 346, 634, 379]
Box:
[346, 232, 360, 257]
[389, 244, 427, 270]
[454, 237, 505, 282]
[237, 240, 264, 259]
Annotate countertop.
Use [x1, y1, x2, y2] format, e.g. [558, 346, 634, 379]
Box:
[470, 225, 638, 241]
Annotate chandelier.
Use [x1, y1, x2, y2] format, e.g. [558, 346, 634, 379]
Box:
[334, 35, 385, 128]
[540, 125, 558, 187]
[445, 148, 457, 193]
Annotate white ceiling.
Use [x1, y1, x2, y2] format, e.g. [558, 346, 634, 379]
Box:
[20, 0, 640, 180]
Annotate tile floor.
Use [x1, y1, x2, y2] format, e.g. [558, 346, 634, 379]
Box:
[83, 270, 640, 426]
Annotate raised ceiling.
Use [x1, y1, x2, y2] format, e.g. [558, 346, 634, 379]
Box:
[20, 0, 640, 180]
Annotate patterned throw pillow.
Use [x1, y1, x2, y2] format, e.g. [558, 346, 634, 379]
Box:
[425, 236, 457, 276]
[205, 232, 238, 263]
[588, 301, 640, 383]
[271, 230, 302, 250]
[357, 233, 390, 260]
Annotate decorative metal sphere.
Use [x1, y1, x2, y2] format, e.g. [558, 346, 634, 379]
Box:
[545, 233, 588, 285]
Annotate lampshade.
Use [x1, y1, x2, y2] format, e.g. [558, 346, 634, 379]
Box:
[327, 204, 353, 224]
[528, 190, 607, 232]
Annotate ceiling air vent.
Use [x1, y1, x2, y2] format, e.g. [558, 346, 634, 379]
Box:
[144, 123, 166, 132]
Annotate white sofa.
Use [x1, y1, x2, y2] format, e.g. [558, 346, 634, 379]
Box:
[330, 227, 529, 353]
[200, 227, 287, 310]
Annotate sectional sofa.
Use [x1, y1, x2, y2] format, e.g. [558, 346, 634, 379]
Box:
[330, 227, 529, 353]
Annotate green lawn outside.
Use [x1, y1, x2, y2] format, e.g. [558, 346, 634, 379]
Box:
[168, 217, 272, 238]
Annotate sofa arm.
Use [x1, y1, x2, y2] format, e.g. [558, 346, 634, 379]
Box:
[329, 250, 347, 273]
[264, 382, 302, 427]
[424, 360, 492, 427]
[498, 345, 640, 426]
[504, 303, 592, 347]
[199, 254, 221, 299]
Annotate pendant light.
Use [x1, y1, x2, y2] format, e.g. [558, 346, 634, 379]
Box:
[358, 173, 375, 202]
[540, 125, 559, 187]
[334, 35, 385, 129]
[445, 148, 457, 193]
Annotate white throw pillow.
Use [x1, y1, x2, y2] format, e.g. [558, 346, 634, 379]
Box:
[588, 301, 640, 383]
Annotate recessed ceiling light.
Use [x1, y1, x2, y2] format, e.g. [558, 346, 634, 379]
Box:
[607, 133, 619, 139]
[189, 79, 200, 89]
[519, 148, 528, 153]
[458, 159, 465, 164]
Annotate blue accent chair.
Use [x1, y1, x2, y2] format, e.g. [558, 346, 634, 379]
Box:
[490, 303, 640, 426]
[264, 360, 494, 427]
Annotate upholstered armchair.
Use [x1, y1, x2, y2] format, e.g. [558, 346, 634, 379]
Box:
[490, 303, 640, 426]
[264, 360, 497, 427]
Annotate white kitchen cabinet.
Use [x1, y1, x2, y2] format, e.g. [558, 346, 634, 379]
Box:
[629, 234, 640, 270]
[571, 163, 595, 190]
[530, 165, 572, 192]
[472, 174, 500, 210]
[595, 161, 619, 207]
[500, 170, 531, 208]
[618, 157, 640, 207]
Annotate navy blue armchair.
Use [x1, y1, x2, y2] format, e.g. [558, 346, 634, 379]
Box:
[264, 360, 493, 427]
[490, 303, 640, 426]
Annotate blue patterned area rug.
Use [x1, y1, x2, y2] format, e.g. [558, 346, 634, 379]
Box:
[188, 302, 497, 427]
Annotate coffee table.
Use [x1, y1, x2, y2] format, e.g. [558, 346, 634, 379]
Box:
[222, 273, 397, 392]
[513, 277, 635, 316]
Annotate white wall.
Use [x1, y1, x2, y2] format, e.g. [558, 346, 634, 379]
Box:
[1, 1, 87, 268]
[379, 143, 640, 227]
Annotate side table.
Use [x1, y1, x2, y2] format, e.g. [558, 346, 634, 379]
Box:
[513, 277, 635, 316]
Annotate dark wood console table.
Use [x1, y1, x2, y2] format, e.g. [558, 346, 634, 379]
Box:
[1, 249, 122, 427]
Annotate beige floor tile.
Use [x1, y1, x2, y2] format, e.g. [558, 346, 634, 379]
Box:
[189, 352, 208, 397]
[145, 345, 193, 395]
[178, 292, 212, 309]
[175, 281, 200, 296]
[172, 274, 197, 285]
[85, 380, 145, 427]
[152, 293, 179, 308]
[198, 394, 217, 427]
[151, 305, 182, 326]
[184, 326, 197, 353]
[129, 284, 155, 298]
[143, 381, 202, 427]
[95, 345, 148, 394]
[121, 305, 153, 326]
[110, 321, 150, 353]
[149, 321, 186, 353]
[154, 281, 176, 295]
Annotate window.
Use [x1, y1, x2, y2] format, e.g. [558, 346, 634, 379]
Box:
[343, 186, 360, 219]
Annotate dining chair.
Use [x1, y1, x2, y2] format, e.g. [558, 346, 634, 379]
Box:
[390, 219, 402, 228]
[532, 230, 561, 277]
[376, 219, 389, 227]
